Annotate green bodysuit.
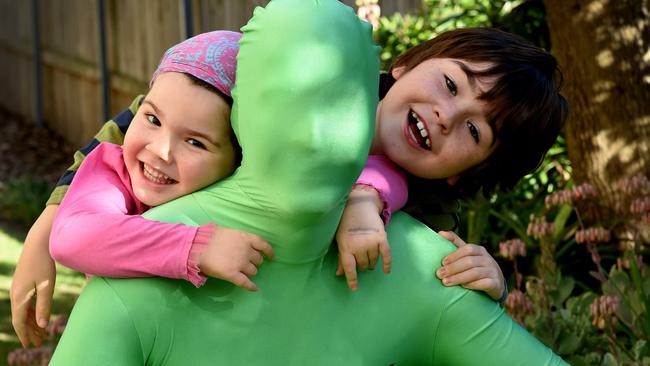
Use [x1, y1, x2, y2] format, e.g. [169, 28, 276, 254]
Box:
[50, 0, 567, 365]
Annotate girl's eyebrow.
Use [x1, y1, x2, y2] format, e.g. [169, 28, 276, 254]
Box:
[142, 99, 165, 118]
[142, 99, 220, 147]
[182, 127, 221, 147]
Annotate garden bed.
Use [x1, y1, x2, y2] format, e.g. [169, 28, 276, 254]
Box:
[0, 110, 74, 229]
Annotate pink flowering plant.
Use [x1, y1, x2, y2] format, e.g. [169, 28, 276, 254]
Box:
[459, 136, 649, 365]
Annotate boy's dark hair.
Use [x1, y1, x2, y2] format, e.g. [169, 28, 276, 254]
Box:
[381, 27, 569, 198]
[184, 73, 242, 165]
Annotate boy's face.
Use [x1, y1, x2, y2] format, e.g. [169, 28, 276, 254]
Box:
[375, 58, 497, 185]
[123, 72, 236, 207]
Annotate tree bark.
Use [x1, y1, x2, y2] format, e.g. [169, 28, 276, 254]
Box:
[544, 0, 650, 229]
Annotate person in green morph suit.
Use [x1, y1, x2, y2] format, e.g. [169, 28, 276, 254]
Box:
[50, 0, 568, 364]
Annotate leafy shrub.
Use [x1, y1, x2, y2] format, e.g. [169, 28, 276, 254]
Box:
[373, 0, 548, 69]
[456, 128, 649, 364]
[495, 176, 650, 365]
[0, 175, 53, 228]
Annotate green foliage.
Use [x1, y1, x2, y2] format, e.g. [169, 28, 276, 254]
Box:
[482, 170, 649, 364]
[524, 291, 604, 360]
[0, 175, 52, 228]
[459, 135, 649, 363]
[373, 0, 548, 69]
[530, 258, 650, 366]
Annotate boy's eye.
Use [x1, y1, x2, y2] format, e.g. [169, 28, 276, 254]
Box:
[467, 121, 480, 143]
[444, 75, 457, 96]
[146, 114, 161, 127]
[187, 138, 206, 149]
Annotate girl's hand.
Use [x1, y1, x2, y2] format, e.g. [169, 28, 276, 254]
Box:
[10, 205, 58, 347]
[335, 186, 391, 291]
[199, 227, 274, 292]
[435, 231, 506, 301]
[11, 250, 56, 347]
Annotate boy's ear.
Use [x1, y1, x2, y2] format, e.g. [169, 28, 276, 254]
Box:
[446, 175, 460, 186]
[391, 66, 406, 80]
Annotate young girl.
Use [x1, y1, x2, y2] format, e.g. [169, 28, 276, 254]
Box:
[335, 27, 568, 295]
[10, 31, 277, 347]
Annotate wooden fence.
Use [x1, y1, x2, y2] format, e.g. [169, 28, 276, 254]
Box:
[0, 0, 420, 147]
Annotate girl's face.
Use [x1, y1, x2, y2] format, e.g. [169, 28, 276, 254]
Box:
[374, 58, 497, 185]
[123, 72, 236, 207]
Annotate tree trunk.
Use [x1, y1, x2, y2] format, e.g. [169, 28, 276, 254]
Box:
[544, 0, 650, 232]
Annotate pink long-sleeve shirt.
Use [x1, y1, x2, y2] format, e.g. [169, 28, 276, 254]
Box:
[356, 155, 408, 224]
[50, 142, 213, 287]
[50, 144, 406, 287]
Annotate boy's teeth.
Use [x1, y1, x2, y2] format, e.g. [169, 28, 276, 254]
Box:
[417, 122, 428, 138]
[412, 112, 429, 139]
[409, 110, 431, 150]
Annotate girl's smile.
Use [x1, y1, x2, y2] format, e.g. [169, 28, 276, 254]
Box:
[141, 163, 177, 185]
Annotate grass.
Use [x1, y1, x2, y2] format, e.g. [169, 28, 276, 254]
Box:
[0, 221, 84, 366]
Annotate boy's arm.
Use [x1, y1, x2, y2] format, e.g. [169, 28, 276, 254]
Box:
[335, 156, 407, 290]
[350, 158, 507, 301]
[336, 184, 390, 291]
[50, 143, 211, 287]
[46, 95, 144, 206]
[354, 155, 408, 225]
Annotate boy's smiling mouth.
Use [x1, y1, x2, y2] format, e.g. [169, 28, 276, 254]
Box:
[407, 110, 431, 150]
[142, 163, 177, 185]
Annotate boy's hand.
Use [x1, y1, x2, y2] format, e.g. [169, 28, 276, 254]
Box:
[436, 231, 505, 301]
[10, 205, 58, 347]
[335, 185, 391, 291]
[199, 227, 274, 292]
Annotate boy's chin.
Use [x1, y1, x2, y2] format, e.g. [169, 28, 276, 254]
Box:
[446, 175, 460, 186]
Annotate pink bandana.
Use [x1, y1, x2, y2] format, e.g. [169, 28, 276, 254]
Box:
[151, 31, 241, 97]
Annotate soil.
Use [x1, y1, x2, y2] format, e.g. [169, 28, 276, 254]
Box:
[0, 109, 75, 186]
